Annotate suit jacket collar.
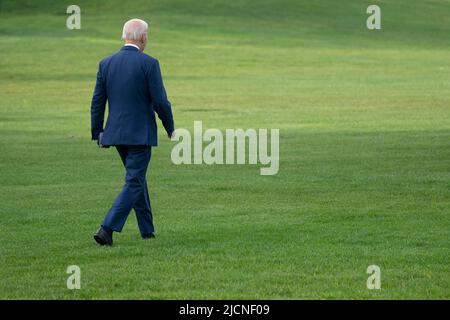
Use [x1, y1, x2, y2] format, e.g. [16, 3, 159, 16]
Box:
[121, 45, 140, 51]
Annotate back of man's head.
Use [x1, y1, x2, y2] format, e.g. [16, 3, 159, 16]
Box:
[122, 18, 148, 51]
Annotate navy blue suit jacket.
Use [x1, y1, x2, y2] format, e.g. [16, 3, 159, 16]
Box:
[91, 46, 174, 146]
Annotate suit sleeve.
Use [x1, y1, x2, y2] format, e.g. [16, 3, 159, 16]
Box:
[90, 62, 107, 140]
[147, 59, 174, 136]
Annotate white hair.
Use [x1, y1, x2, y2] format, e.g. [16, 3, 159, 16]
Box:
[122, 18, 148, 41]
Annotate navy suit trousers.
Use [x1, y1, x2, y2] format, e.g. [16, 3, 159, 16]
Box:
[102, 145, 154, 236]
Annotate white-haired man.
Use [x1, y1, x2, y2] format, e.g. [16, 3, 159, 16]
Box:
[91, 18, 174, 246]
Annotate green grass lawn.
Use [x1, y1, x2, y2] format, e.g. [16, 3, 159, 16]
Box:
[0, 0, 449, 299]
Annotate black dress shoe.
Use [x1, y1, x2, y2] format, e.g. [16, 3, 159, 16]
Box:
[142, 233, 155, 239]
[94, 227, 113, 246]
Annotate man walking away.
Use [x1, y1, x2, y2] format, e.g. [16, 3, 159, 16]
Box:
[90, 18, 174, 246]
